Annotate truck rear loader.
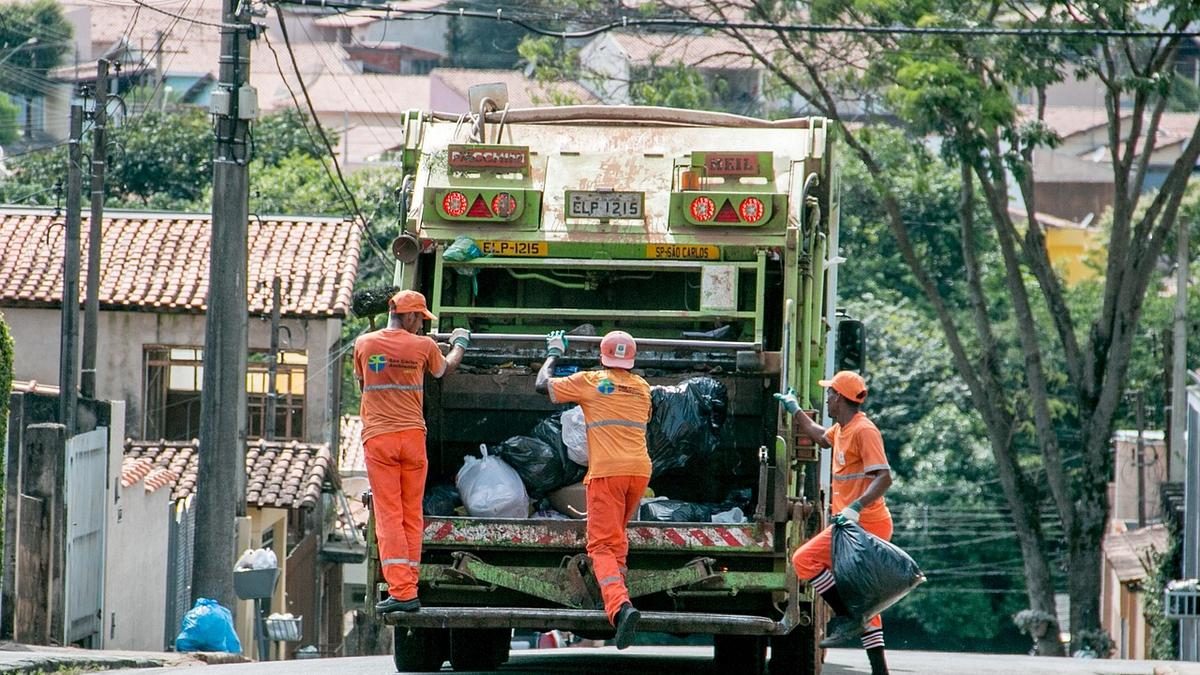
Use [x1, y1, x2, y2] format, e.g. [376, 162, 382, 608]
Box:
[364, 97, 849, 675]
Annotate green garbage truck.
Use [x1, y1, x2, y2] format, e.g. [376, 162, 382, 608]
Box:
[365, 95, 848, 675]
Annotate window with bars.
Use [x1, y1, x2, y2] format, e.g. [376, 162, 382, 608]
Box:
[143, 347, 308, 441]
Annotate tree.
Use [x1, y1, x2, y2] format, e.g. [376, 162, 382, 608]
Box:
[650, 0, 1200, 655]
[0, 310, 12, 558]
[0, 92, 17, 146]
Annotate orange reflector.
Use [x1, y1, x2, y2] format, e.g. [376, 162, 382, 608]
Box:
[689, 196, 716, 221]
[715, 199, 740, 223]
[442, 191, 469, 217]
[467, 195, 492, 218]
[739, 197, 766, 223]
[491, 192, 518, 218]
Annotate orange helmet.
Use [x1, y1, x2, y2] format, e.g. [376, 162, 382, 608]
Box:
[600, 331, 637, 369]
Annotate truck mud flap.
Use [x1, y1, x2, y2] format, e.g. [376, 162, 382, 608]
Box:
[381, 607, 800, 636]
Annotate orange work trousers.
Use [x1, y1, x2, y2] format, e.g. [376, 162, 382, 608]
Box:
[364, 429, 428, 600]
[792, 517, 894, 630]
[586, 475, 650, 624]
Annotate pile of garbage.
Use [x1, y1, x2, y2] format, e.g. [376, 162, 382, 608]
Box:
[439, 376, 743, 523]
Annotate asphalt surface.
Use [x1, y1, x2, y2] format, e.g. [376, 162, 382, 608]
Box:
[110, 646, 1200, 675]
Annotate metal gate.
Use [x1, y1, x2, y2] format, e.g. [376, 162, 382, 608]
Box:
[64, 428, 108, 644]
[165, 496, 196, 648]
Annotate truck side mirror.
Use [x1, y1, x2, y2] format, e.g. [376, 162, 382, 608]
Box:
[835, 318, 866, 374]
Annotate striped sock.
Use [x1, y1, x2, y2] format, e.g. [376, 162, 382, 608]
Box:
[861, 628, 885, 649]
[810, 569, 836, 594]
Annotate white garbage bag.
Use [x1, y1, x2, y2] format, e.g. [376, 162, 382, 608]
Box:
[456, 444, 530, 518]
[561, 406, 589, 466]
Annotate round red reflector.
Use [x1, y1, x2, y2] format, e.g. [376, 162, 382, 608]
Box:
[689, 196, 716, 221]
[739, 197, 766, 223]
[442, 191, 469, 217]
[491, 192, 518, 218]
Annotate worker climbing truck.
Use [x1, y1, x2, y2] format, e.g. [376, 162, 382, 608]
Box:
[366, 90, 853, 675]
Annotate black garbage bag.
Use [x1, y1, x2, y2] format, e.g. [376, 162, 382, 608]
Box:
[423, 484, 461, 516]
[647, 376, 728, 477]
[494, 435, 586, 499]
[831, 520, 926, 621]
[638, 499, 713, 523]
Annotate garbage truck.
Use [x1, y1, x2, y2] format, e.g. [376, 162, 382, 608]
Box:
[364, 91, 851, 675]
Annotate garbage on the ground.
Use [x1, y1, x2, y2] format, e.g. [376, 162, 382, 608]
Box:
[234, 547, 278, 571]
[264, 612, 303, 641]
[457, 445, 530, 518]
[561, 406, 589, 465]
[647, 377, 728, 477]
[548, 482, 587, 519]
[423, 483, 461, 517]
[494, 430, 586, 499]
[831, 520, 925, 622]
[532, 508, 573, 520]
[638, 497, 713, 523]
[175, 598, 242, 654]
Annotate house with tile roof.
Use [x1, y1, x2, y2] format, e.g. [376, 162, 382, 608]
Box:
[0, 207, 360, 657]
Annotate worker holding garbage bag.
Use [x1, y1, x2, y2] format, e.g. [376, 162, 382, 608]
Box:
[354, 290, 469, 614]
[535, 329, 650, 650]
[776, 370, 899, 675]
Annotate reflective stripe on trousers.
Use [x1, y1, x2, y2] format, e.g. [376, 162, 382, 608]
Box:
[363, 384, 425, 392]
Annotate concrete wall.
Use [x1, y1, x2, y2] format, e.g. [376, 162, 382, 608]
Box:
[1111, 430, 1168, 524]
[2, 306, 342, 444]
[355, 17, 449, 57]
[579, 34, 631, 104]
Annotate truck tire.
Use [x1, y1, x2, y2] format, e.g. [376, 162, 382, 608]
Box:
[769, 622, 820, 675]
[448, 628, 511, 671]
[393, 626, 447, 673]
[714, 634, 767, 675]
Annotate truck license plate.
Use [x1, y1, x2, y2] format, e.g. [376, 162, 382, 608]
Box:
[566, 190, 644, 219]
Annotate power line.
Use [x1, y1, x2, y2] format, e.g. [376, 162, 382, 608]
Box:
[129, 0, 238, 29]
[269, 0, 1200, 39]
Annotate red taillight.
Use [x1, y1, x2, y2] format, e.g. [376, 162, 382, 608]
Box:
[715, 199, 740, 223]
[442, 191, 468, 217]
[689, 196, 716, 221]
[467, 195, 491, 218]
[491, 192, 518, 218]
[739, 197, 766, 223]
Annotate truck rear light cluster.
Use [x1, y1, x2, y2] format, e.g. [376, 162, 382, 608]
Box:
[688, 196, 716, 221]
[491, 192, 518, 218]
[738, 197, 765, 223]
[688, 195, 768, 224]
[442, 191, 469, 217]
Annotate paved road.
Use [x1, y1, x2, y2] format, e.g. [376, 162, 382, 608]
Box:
[112, 646, 1200, 675]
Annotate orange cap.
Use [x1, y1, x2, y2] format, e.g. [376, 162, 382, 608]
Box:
[818, 370, 868, 403]
[600, 331, 637, 369]
[389, 290, 435, 320]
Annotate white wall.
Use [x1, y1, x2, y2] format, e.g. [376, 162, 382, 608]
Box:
[2, 306, 342, 443]
[102, 477, 171, 651]
[355, 16, 449, 57]
[578, 34, 631, 104]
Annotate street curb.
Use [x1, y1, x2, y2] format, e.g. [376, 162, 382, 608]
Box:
[0, 642, 245, 673]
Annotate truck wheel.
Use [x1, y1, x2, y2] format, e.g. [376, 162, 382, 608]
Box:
[769, 622, 819, 675]
[714, 634, 767, 674]
[449, 628, 510, 671]
[393, 626, 447, 673]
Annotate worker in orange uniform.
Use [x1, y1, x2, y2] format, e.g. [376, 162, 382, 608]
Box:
[775, 370, 894, 675]
[354, 290, 469, 614]
[535, 329, 650, 649]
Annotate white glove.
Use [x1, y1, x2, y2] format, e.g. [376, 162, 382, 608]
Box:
[450, 327, 471, 349]
[546, 330, 568, 357]
[838, 499, 863, 524]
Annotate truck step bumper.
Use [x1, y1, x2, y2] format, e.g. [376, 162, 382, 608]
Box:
[381, 607, 794, 636]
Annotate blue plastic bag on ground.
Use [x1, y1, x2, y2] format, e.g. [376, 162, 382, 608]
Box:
[175, 597, 242, 653]
[831, 521, 926, 622]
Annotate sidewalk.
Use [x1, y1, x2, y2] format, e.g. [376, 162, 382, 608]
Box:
[0, 642, 245, 673]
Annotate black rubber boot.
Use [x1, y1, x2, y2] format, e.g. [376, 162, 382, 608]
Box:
[818, 585, 851, 616]
[867, 646, 889, 675]
[375, 596, 420, 613]
[820, 616, 865, 647]
[613, 602, 641, 650]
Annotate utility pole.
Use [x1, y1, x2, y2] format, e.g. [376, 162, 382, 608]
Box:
[153, 31, 165, 112]
[266, 276, 281, 441]
[58, 104, 83, 437]
[1177, 212, 1195, 660]
[81, 59, 108, 400]
[1136, 391, 1146, 528]
[192, 0, 253, 610]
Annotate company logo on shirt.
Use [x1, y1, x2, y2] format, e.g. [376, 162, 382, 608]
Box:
[597, 378, 616, 395]
[367, 354, 387, 372]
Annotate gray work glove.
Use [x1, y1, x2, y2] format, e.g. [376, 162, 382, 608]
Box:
[546, 330, 568, 357]
[773, 387, 801, 414]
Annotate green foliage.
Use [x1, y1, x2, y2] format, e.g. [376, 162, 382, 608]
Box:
[246, 152, 345, 216]
[0, 0, 72, 99]
[0, 91, 16, 145]
[1142, 534, 1181, 660]
[253, 108, 333, 167]
[629, 63, 717, 110]
[445, 0, 536, 69]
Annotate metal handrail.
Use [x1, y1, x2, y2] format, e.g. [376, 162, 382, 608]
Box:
[432, 332, 760, 351]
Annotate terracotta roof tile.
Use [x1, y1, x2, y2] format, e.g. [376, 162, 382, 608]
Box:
[124, 438, 332, 509]
[430, 68, 599, 108]
[0, 209, 361, 318]
[339, 415, 365, 476]
[1102, 523, 1170, 583]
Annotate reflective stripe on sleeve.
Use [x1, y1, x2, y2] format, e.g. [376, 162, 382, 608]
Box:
[381, 557, 411, 566]
[586, 419, 647, 431]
